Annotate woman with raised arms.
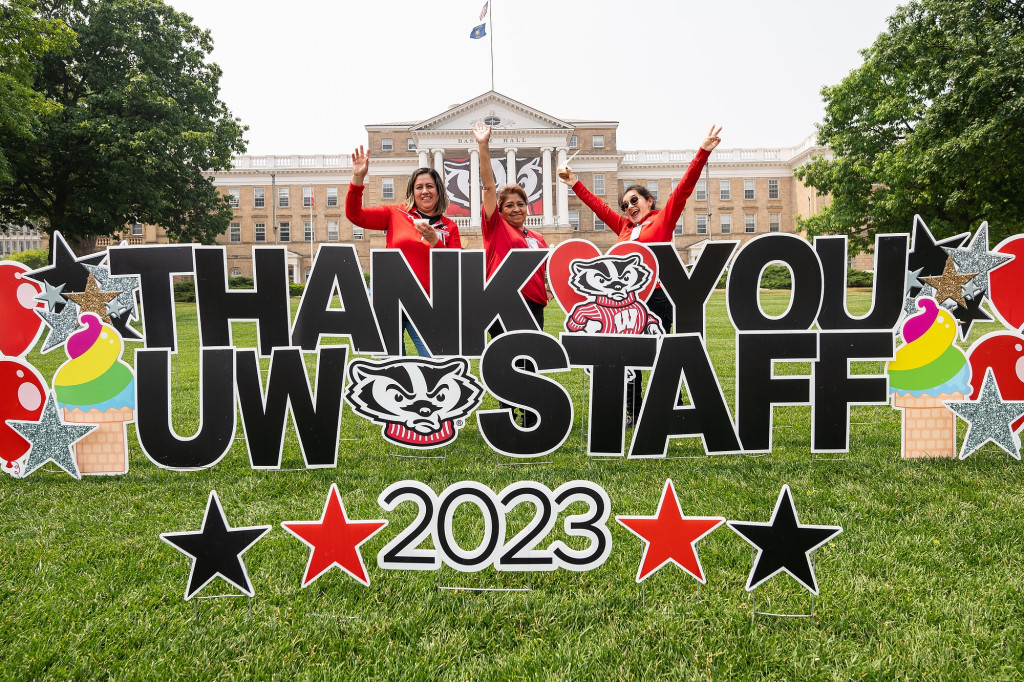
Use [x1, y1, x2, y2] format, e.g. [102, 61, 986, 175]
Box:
[557, 125, 722, 426]
[474, 120, 552, 427]
[346, 145, 462, 356]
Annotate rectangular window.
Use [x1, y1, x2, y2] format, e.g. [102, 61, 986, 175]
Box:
[569, 135, 578, 148]
[720, 214, 732, 234]
[327, 220, 339, 241]
[647, 181, 659, 201]
[304, 220, 313, 241]
[229, 222, 241, 242]
[695, 179, 707, 201]
[769, 213, 781, 232]
[594, 173, 605, 195]
[592, 135, 604, 148]
[720, 180, 731, 201]
[254, 187, 265, 208]
[744, 179, 755, 200]
[303, 186, 313, 208]
[569, 210, 580, 230]
[768, 179, 779, 199]
[594, 218, 606, 231]
[381, 138, 393, 151]
[228, 188, 240, 208]
[407, 138, 416, 151]
[279, 221, 290, 242]
[696, 214, 707, 234]
[674, 216, 683, 235]
[131, 223, 143, 236]
[326, 187, 338, 207]
[254, 222, 266, 242]
[352, 226, 364, 241]
[745, 213, 756, 233]
[382, 178, 394, 200]
[278, 187, 289, 208]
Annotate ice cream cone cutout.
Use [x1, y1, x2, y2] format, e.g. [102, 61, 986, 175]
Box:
[53, 313, 135, 475]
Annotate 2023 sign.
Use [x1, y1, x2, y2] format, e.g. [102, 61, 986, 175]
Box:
[377, 480, 612, 573]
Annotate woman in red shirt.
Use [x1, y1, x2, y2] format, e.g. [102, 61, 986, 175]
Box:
[474, 121, 551, 427]
[557, 125, 722, 426]
[346, 145, 462, 356]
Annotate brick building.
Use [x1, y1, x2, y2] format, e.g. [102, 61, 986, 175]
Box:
[104, 91, 834, 281]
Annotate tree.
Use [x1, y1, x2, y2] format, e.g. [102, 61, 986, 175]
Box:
[0, 0, 247, 254]
[0, 0, 73, 186]
[795, 0, 1024, 253]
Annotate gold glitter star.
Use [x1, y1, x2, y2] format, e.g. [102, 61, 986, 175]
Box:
[64, 272, 118, 323]
[920, 255, 977, 307]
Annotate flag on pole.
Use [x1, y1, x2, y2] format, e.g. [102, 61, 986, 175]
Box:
[470, 23, 486, 39]
[479, 2, 488, 20]
[308, 187, 314, 208]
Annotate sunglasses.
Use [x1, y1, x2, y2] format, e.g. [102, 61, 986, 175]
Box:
[620, 195, 642, 212]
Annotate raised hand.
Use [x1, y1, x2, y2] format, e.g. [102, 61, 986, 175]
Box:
[473, 121, 491, 144]
[700, 125, 723, 152]
[556, 165, 577, 186]
[351, 145, 370, 184]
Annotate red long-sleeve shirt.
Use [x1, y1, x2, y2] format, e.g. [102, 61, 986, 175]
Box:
[345, 184, 461, 293]
[481, 209, 549, 307]
[571, 147, 710, 244]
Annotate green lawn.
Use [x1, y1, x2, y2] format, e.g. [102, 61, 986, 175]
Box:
[3, 290, 1022, 680]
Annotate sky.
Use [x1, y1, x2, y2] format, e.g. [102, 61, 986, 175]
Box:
[164, 0, 906, 156]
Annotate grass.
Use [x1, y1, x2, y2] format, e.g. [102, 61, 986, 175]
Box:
[2, 289, 1023, 680]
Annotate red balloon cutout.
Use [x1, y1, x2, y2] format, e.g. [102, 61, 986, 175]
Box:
[988, 235, 1024, 333]
[0, 358, 47, 469]
[0, 262, 44, 357]
[967, 332, 1024, 432]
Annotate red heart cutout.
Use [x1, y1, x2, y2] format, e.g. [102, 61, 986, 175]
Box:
[548, 239, 659, 314]
[989, 234, 1024, 332]
[0, 262, 43, 357]
[966, 331, 1024, 431]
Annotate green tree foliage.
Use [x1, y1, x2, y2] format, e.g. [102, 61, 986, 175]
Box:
[796, 0, 1024, 253]
[0, 0, 246, 254]
[0, 0, 73, 186]
[6, 248, 49, 270]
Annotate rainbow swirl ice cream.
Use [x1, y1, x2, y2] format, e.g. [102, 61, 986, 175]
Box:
[54, 314, 135, 412]
[888, 298, 971, 397]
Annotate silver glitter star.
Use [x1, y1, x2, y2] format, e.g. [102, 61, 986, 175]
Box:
[34, 281, 66, 312]
[905, 267, 924, 294]
[945, 368, 1024, 460]
[8, 394, 96, 479]
[962, 281, 984, 302]
[943, 222, 1015, 296]
[83, 264, 140, 320]
[37, 301, 81, 353]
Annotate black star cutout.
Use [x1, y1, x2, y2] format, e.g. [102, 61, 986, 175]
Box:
[907, 216, 968, 297]
[727, 485, 843, 595]
[26, 232, 106, 303]
[160, 491, 271, 600]
[949, 294, 994, 339]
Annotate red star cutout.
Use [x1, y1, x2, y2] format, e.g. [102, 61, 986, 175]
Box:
[616, 479, 724, 583]
[281, 484, 388, 587]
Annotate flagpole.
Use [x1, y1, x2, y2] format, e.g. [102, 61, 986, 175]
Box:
[489, 0, 494, 90]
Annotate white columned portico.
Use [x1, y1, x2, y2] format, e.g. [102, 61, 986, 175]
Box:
[541, 147, 553, 226]
[470, 148, 481, 227]
[505, 148, 518, 185]
[556, 147, 569, 226]
[432, 149, 444, 175]
[418, 150, 429, 168]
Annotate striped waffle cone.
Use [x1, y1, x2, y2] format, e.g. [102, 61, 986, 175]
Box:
[891, 392, 964, 459]
[61, 407, 134, 475]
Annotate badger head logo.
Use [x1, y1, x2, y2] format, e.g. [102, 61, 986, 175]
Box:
[345, 358, 484, 448]
[564, 254, 664, 336]
[568, 253, 652, 302]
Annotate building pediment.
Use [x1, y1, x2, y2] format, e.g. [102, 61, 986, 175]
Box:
[411, 91, 572, 133]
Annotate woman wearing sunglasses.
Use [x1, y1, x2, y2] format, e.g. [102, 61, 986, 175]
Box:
[557, 125, 722, 426]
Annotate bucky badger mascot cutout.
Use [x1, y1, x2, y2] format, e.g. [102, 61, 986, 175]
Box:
[564, 254, 664, 335]
[345, 358, 484, 448]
